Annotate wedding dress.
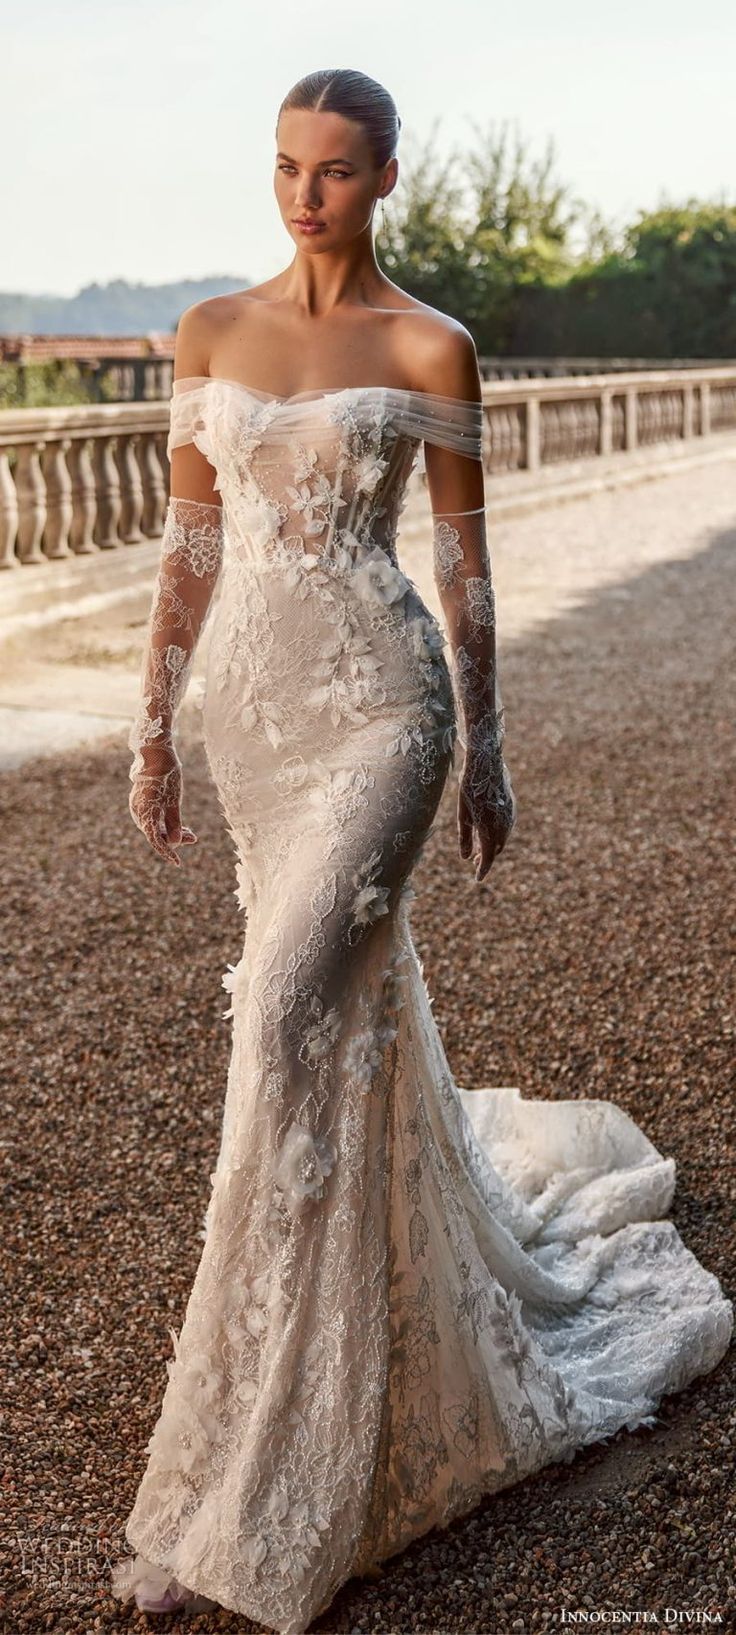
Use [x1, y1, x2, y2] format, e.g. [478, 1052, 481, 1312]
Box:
[111, 376, 733, 1633]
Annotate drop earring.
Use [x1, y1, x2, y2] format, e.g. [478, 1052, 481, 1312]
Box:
[380, 197, 386, 232]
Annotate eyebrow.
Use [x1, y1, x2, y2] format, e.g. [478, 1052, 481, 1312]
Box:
[276, 151, 356, 167]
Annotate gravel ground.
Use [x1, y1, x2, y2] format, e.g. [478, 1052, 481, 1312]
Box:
[1, 473, 734, 1634]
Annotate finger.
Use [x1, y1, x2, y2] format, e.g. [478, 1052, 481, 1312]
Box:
[475, 832, 498, 882]
[164, 805, 183, 847]
[143, 813, 181, 866]
[457, 790, 474, 859]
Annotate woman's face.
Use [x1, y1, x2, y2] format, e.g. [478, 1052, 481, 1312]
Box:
[274, 108, 395, 250]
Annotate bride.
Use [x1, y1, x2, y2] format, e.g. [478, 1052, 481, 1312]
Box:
[110, 67, 733, 1634]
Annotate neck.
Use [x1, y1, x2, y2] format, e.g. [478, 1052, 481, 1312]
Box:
[277, 223, 388, 317]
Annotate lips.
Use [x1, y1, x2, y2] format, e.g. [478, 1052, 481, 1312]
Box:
[294, 219, 325, 229]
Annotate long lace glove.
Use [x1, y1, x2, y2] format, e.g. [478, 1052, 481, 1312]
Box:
[432, 504, 516, 875]
[128, 495, 225, 865]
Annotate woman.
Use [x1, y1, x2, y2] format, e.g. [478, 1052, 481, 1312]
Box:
[111, 68, 733, 1634]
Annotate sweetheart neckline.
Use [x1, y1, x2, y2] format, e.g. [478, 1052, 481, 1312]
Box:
[171, 374, 484, 411]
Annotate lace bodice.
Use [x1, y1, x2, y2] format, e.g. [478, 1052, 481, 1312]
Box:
[151, 377, 514, 859]
[166, 375, 481, 570]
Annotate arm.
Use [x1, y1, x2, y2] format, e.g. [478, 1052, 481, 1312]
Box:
[419, 325, 516, 880]
[128, 306, 225, 865]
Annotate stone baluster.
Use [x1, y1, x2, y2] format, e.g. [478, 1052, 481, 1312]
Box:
[15, 441, 47, 565]
[624, 388, 638, 451]
[67, 438, 99, 554]
[42, 436, 74, 559]
[139, 431, 168, 537]
[115, 431, 145, 544]
[0, 451, 19, 568]
[91, 433, 122, 548]
[525, 396, 540, 472]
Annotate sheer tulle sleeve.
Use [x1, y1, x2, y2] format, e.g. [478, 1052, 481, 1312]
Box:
[391, 390, 483, 465]
[431, 504, 514, 834]
[128, 495, 225, 862]
[166, 378, 211, 459]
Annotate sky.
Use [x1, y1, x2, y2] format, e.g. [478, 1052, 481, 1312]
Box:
[2, 0, 734, 297]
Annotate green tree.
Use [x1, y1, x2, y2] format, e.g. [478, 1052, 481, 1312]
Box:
[512, 199, 736, 356]
[378, 119, 586, 351]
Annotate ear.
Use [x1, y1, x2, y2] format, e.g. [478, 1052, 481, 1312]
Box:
[379, 156, 399, 200]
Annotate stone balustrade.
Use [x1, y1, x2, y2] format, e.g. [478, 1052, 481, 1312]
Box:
[478, 366, 736, 475]
[1, 367, 735, 569]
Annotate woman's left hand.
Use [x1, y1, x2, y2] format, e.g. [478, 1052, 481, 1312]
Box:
[458, 759, 516, 882]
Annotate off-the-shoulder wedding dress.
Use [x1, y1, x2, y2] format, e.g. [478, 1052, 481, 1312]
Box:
[111, 377, 733, 1633]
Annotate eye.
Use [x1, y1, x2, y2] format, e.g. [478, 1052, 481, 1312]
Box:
[278, 164, 297, 174]
[326, 170, 350, 179]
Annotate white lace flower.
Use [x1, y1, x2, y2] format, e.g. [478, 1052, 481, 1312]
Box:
[238, 680, 290, 749]
[353, 451, 388, 494]
[272, 1122, 338, 1210]
[221, 956, 246, 1018]
[179, 1349, 225, 1409]
[386, 722, 422, 757]
[232, 1375, 259, 1411]
[351, 879, 390, 926]
[278, 1498, 331, 1582]
[349, 848, 390, 930]
[343, 1029, 384, 1090]
[233, 855, 256, 914]
[273, 755, 310, 791]
[268, 1484, 290, 1523]
[239, 1271, 272, 1339]
[242, 1532, 269, 1569]
[381, 950, 409, 1012]
[302, 994, 343, 1061]
[351, 549, 411, 607]
[288, 1336, 324, 1426]
[335, 527, 370, 570]
[147, 1331, 228, 1475]
[407, 612, 446, 662]
[279, 545, 326, 591]
[292, 445, 320, 481]
[236, 494, 283, 551]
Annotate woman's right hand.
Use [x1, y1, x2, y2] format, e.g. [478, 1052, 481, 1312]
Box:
[129, 754, 197, 867]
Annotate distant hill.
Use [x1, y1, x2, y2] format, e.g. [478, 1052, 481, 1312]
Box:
[0, 276, 251, 335]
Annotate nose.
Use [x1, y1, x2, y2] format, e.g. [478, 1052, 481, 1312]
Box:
[295, 179, 322, 211]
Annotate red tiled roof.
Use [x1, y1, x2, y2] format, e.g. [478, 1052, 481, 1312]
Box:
[0, 334, 176, 363]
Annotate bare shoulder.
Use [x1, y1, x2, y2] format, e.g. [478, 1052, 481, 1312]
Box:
[397, 305, 481, 401]
[173, 289, 265, 378]
[171, 296, 222, 379]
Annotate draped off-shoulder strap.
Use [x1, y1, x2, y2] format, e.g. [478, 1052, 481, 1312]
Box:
[166, 377, 211, 459]
[390, 389, 484, 462]
[165, 376, 484, 462]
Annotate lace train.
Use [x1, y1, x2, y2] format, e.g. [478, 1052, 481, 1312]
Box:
[111, 892, 732, 1634]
